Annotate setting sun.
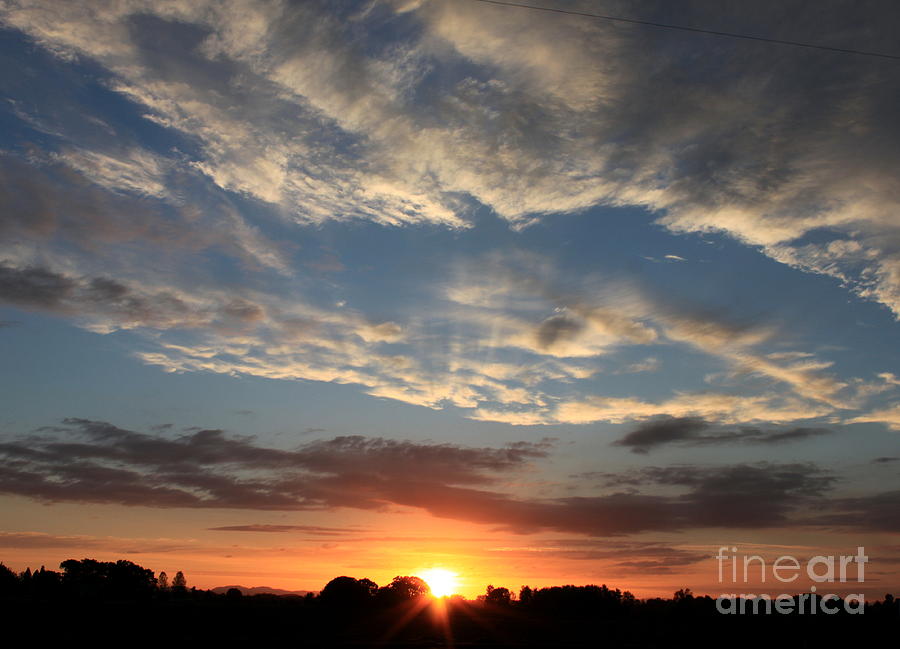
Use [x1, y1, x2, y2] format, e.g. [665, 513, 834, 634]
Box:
[419, 568, 459, 598]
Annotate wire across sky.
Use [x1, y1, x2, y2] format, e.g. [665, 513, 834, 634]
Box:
[468, 0, 900, 61]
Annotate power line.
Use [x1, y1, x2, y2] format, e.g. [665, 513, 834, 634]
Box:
[467, 0, 900, 61]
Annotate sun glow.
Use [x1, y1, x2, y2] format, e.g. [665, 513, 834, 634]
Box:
[419, 568, 459, 598]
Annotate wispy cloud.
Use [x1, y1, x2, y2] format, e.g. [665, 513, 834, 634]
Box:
[0, 1, 898, 433]
[3, 0, 899, 317]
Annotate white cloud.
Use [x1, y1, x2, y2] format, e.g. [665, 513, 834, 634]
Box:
[5, 0, 900, 319]
[619, 357, 661, 374]
[846, 404, 900, 431]
[2, 0, 899, 430]
[55, 147, 169, 198]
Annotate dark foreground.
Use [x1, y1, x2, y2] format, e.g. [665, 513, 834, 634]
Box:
[2, 560, 898, 648]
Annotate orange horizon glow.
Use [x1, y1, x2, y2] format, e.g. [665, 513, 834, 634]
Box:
[4, 500, 900, 601]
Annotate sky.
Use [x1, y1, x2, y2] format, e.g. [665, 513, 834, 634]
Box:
[1, 0, 899, 599]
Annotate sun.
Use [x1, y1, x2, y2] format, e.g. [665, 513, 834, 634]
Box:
[419, 568, 458, 598]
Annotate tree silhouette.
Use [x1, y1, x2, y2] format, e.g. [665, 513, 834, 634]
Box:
[320, 576, 379, 608]
[29, 565, 61, 597]
[59, 558, 156, 600]
[0, 563, 17, 597]
[172, 571, 187, 591]
[484, 584, 512, 606]
[674, 588, 694, 602]
[158, 571, 169, 590]
[519, 585, 533, 605]
[376, 575, 430, 606]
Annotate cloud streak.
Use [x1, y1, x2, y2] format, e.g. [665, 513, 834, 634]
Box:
[614, 416, 831, 454]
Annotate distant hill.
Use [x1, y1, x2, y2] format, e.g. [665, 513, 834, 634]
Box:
[210, 585, 312, 596]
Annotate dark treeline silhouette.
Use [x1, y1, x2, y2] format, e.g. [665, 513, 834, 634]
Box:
[1, 559, 898, 648]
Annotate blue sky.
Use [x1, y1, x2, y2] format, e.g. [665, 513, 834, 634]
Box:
[1, 0, 899, 595]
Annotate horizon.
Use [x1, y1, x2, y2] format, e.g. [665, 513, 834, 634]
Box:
[3, 555, 891, 603]
[2, 0, 900, 610]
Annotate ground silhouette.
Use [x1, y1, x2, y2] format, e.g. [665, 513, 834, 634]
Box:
[1, 558, 897, 648]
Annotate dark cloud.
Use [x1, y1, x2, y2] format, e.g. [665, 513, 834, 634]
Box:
[639, 463, 836, 529]
[208, 524, 362, 535]
[0, 153, 176, 245]
[614, 417, 710, 453]
[0, 531, 213, 555]
[0, 532, 110, 549]
[488, 539, 707, 573]
[0, 418, 860, 537]
[0, 263, 76, 308]
[0, 262, 282, 335]
[535, 314, 584, 349]
[0, 261, 190, 325]
[614, 416, 831, 453]
[759, 428, 832, 444]
[815, 490, 900, 533]
[0, 418, 554, 512]
[872, 456, 898, 464]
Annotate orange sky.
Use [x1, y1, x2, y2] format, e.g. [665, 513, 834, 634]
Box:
[3, 497, 898, 600]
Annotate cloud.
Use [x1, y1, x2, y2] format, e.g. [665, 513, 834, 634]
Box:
[1, 1, 466, 228]
[0, 152, 292, 275]
[0, 418, 554, 511]
[0, 418, 860, 537]
[207, 524, 362, 536]
[443, 252, 857, 421]
[0, 531, 114, 550]
[0, 246, 873, 428]
[594, 463, 836, 530]
[415, 0, 900, 317]
[553, 392, 832, 426]
[815, 491, 900, 533]
[0, 261, 278, 334]
[847, 403, 900, 430]
[0, 3, 897, 430]
[614, 416, 832, 454]
[53, 147, 169, 198]
[2, 0, 900, 319]
[618, 357, 661, 374]
[0, 530, 255, 555]
[0, 263, 75, 309]
[487, 539, 708, 572]
[614, 417, 709, 453]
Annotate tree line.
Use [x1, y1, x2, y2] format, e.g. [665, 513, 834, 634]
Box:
[1, 558, 898, 648]
[0, 559, 187, 601]
[2, 558, 899, 616]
